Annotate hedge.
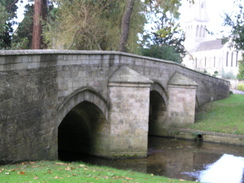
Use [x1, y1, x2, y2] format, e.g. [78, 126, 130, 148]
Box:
[237, 84, 244, 91]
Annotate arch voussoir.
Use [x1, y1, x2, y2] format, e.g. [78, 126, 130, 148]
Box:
[58, 88, 108, 126]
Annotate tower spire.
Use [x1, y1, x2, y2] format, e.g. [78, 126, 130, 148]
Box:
[195, 0, 209, 22]
[183, 0, 209, 51]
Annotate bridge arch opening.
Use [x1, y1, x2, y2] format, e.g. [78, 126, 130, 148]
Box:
[58, 101, 108, 161]
[149, 90, 167, 136]
[57, 89, 109, 161]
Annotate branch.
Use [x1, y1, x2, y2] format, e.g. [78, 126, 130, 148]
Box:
[8, 0, 19, 13]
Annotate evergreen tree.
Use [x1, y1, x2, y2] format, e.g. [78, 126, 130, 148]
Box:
[0, 0, 19, 49]
[12, 0, 54, 49]
[12, 4, 34, 49]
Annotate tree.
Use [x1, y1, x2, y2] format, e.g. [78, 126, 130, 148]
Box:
[237, 56, 244, 80]
[0, 0, 19, 49]
[43, 0, 186, 53]
[141, 45, 183, 63]
[32, 0, 47, 49]
[119, 0, 135, 52]
[224, 3, 244, 50]
[138, 4, 186, 63]
[12, 4, 34, 49]
[43, 0, 145, 52]
[0, 3, 8, 32]
[119, 0, 183, 52]
[223, 1, 244, 79]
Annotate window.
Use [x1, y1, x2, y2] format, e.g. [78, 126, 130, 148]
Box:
[200, 25, 203, 37]
[226, 52, 229, 67]
[236, 52, 239, 67]
[231, 52, 234, 67]
[196, 25, 199, 37]
[203, 26, 206, 38]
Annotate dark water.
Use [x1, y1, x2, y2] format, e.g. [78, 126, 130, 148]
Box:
[79, 137, 244, 183]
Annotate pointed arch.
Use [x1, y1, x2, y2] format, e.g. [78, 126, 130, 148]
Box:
[150, 82, 168, 108]
[57, 88, 108, 126]
[57, 88, 109, 160]
[203, 25, 207, 38]
[200, 25, 203, 37]
[149, 82, 168, 136]
[196, 25, 199, 37]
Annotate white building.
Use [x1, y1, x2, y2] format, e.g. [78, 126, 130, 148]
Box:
[181, 0, 242, 78]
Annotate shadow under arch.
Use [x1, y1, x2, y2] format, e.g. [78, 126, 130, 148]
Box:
[149, 83, 168, 136]
[57, 88, 109, 161]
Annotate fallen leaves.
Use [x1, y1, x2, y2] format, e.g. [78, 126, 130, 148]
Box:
[54, 176, 63, 179]
[17, 171, 26, 175]
[55, 162, 68, 166]
[65, 166, 75, 171]
[0, 161, 183, 183]
[21, 162, 36, 165]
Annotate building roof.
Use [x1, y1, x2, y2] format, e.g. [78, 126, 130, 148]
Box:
[196, 39, 225, 51]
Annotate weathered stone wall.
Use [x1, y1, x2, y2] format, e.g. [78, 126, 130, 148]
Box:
[0, 54, 58, 163]
[0, 50, 230, 164]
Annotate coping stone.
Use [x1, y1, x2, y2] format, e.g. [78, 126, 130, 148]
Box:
[109, 65, 153, 84]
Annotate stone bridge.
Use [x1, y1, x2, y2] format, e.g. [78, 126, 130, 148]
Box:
[0, 50, 229, 163]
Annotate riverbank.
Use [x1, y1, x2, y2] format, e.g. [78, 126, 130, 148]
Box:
[0, 161, 193, 183]
[169, 128, 244, 146]
[169, 93, 244, 145]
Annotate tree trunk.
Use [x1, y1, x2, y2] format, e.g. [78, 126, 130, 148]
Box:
[119, 0, 135, 52]
[32, 0, 47, 49]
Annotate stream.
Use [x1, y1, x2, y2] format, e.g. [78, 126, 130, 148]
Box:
[79, 137, 244, 183]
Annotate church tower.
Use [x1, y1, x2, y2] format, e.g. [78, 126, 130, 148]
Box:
[183, 0, 209, 51]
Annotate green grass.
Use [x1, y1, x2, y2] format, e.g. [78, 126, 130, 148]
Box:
[185, 94, 244, 134]
[0, 161, 193, 183]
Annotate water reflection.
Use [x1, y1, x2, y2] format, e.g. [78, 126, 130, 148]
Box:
[79, 137, 244, 182]
[184, 154, 244, 183]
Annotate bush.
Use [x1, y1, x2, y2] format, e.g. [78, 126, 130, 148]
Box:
[237, 59, 244, 80]
[237, 84, 244, 91]
[140, 45, 182, 63]
[222, 71, 236, 79]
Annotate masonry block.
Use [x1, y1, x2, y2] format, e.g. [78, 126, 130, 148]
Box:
[108, 66, 152, 158]
[167, 72, 198, 125]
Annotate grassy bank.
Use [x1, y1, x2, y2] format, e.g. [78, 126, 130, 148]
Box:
[185, 94, 244, 134]
[0, 161, 193, 183]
